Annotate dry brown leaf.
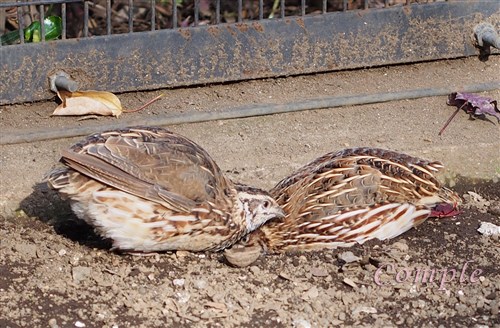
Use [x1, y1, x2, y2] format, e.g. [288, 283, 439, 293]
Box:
[52, 90, 123, 117]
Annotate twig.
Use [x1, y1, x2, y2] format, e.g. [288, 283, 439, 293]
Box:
[122, 94, 163, 113]
[438, 102, 466, 136]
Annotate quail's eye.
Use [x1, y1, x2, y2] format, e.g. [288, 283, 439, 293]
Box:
[263, 200, 270, 208]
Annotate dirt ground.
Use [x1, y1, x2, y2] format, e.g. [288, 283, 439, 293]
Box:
[1, 56, 500, 327]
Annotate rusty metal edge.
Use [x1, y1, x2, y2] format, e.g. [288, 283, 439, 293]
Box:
[1, 1, 498, 105]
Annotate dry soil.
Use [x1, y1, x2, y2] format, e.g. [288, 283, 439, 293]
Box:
[1, 56, 499, 327]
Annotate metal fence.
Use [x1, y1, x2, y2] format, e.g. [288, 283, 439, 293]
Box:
[1, 0, 499, 104]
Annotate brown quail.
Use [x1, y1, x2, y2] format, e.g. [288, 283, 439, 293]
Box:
[46, 126, 284, 252]
[224, 147, 461, 266]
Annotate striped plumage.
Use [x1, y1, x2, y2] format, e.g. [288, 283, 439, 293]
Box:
[46, 126, 284, 252]
[224, 148, 461, 266]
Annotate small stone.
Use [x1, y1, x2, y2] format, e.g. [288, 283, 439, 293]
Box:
[173, 278, 185, 287]
[477, 222, 500, 236]
[310, 267, 329, 277]
[491, 300, 499, 316]
[74, 321, 86, 328]
[338, 251, 361, 263]
[48, 318, 59, 328]
[352, 306, 377, 315]
[175, 291, 190, 304]
[72, 266, 91, 283]
[58, 249, 67, 256]
[392, 241, 409, 253]
[175, 251, 190, 258]
[292, 318, 311, 328]
[488, 202, 500, 215]
[343, 277, 358, 288]
[250, 266, 261, 275]
[485, 292, 497, 300]
[193, 279, 207, 290]
[304, 286, 319, 299]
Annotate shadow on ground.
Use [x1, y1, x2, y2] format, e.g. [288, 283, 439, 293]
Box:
[18, 182, 111, 250]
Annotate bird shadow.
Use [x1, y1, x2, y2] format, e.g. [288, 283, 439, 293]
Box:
[18, 182, 112, 250]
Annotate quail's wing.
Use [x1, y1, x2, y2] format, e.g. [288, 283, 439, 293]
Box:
[271, 147, 447, 213]
[61, 126, 229, 211]
[266, 149, 443, 250]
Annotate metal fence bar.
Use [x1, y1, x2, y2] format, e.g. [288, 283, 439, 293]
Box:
[301, 0, 305, 16]
[280, 0, 285, 18]
[259, 0, 264, 20]
[150, 0, 155, 31]
[238, 0, 243, 22]
[61, 2, 66, 39]
[322, 0, 327, 14]
[106, 0, 111, 35]
[194, 0, 199, 27]
[16, 2, 25, 43]
[128, 0, 133, 33]
[172, 0, 177, 28]
[83, 0, 88, 37]
[216, 0, 221, 24]
[39, 4, 46, 41]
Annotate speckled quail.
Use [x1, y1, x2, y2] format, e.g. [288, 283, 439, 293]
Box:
[224, 147, 461, 266]
[46, 126, 284, 252]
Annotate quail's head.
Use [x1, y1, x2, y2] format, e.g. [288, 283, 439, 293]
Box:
[234, 184, 285, 232]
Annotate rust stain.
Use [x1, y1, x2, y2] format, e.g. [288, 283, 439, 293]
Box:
[235, 23, 249, 32]
[295, 18, 305, 30]
[178, 28, 191, 40]
[207, 26, 220, 37]
[252, 22, 264, 33]
[226, 25, 237, 37]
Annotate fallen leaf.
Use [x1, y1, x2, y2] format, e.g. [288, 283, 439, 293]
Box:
[440, 92, 500, 135]
[450, 92, 500, 122]
[53, 90, 122, 117]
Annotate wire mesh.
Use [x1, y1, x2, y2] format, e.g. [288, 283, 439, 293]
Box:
[1, 0, 444, 47]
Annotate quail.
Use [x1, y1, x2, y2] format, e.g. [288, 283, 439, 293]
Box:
[46, 126, 285, 252]
[224, 147, 461, 266]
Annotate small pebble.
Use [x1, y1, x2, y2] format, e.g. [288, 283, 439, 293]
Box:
[173, 278, 185, 287]
[48, 318, 59, 328]
[292, 318, 311, 328]
[250, 266, 261, 275]
[193, 279, 207, 290]
[338, 251, 361, 263]
[310, 267, 329, 277]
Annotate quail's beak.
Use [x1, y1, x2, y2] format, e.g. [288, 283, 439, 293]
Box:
[263, 205, 285, 223]
[273, 207, 286, 219]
